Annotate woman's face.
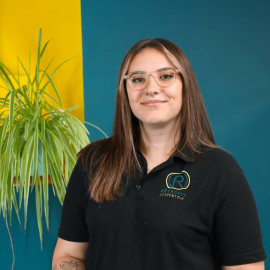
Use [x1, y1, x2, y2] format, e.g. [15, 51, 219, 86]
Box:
[126, 48, 183, 128]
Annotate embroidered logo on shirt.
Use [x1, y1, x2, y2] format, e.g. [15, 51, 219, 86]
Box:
[159, 171, 190, 201]
[166, 171, 190, 190]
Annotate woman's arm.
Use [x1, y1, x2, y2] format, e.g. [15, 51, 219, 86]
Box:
[222, 261, 265, 270]
[52, 238, 89, 270]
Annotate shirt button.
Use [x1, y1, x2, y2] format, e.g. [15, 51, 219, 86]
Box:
[136, 185, 141, 189]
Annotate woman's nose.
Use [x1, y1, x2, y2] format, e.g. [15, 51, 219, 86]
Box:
[144, 74, 160, 94]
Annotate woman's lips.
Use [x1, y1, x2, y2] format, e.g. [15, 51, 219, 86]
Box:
[141, 100, 167, 107]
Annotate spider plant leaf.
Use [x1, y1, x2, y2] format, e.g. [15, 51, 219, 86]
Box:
[67, 115, 89, 140]
[0, 63, 19, 89]
[41, 91, 62, 107]
[0, 91, 10, 109]
[42, 146, 49, 229]
[63, 152, 69, 186]
[22, 85, 28, 96]
[32, 104, 41, 123]
[23, 113, 34, 123]
[48, 159, 65, 204]
[0, 170, 7, 218]
[28, 50, 31, 92]
[17, 58, 32, 89]
[9, 126, 20, 186]
[39, 56, 55, 87]
[39, 176, 42, 218]
[31, 121, 40, 196]
[69, 114, 90, 135]
[53, 125, 75, 148]
[39, 70, 62, 107]
[50, 56, 75, 78]
[23, 139, 34, 229]
[31, 121, 39, 189]
[35, 178, 43, 249]
[0, 172, 7, 218]
[0, 121, 8, 168]
[46, 130, 61, 167]
[40, 117, 49, 228]
[35, 29, 42, 91]
[62, 144, 76, 166]
[0, 117, 9, 151]
[47, 144, 65, 190]
[19, 134, 34, 210]
[0, 85, 9, 91]
[24, 122, 30, 140]
[1, 135, 13, 221]
[47, 161, 58, 197]
[8, 170, 13, 224]
[47, 105, 76, 137]
[17, 88, 32, 108]
[84, 121, 108, 138]
[39, 80, 50, 94]
[17, 58, 21, 90]
[53, 133, 65, 173]
[9, 90, 16, 126]
[14, 136, 21, 192]
[69, 122, 90, 147]
[38, 131, 56, 163]
[59, 130, 81, 155]
[11, 183, 21, 225]
[0, 74, 10, 91]
[49, 129, 77, 165]
[40, 39, 51, 58]
[16, 98, 25, 110]
[26, 121, 35, 140]
[63, 105, 79, 113]
[1, 123, 15, 189]
[0, 111, 8, 124]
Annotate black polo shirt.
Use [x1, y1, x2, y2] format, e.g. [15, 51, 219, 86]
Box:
[58, 147, 267, 270]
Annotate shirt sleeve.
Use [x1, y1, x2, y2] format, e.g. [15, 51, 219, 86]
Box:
[58, 158, 90, 242]
[212, 159, 267, 266]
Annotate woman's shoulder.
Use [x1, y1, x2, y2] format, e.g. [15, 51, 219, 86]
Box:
[78, 137, 112, 162]
[195, 146, 246, 187]
[77, 137, 113, 174]
[195, 147, 251, 206]
[200, 146, 241, 169]
[79, 137, 112, 156]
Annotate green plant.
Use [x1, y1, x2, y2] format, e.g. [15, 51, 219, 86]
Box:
[0, 29, 106, 250]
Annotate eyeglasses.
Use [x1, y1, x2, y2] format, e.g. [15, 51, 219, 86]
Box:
[124, 67, 180, 91]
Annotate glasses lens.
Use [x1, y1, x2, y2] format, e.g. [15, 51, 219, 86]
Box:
[128, 73, 147, 90]
[156, 69, 176, 87]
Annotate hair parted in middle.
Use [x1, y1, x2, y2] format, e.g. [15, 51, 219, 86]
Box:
[79, 38, 217, 203]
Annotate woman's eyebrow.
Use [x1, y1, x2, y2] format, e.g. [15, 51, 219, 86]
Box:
[129, 67, 173, 75]
[128, 70, 145, 75]
[156, 67, 174, 72]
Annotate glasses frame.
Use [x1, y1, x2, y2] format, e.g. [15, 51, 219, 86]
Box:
[123, 67, 180, 91]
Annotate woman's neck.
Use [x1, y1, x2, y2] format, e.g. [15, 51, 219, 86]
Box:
[139, 121, 180, 162]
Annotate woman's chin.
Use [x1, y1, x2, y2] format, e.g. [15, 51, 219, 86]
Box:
[141, 119, 172, 128]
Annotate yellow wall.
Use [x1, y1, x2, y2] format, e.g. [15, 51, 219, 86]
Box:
[0, 0, 84, 121]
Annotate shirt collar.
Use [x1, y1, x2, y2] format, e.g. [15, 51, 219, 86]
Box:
[135, 144, 200, 164]
[173, 147, 200, 162]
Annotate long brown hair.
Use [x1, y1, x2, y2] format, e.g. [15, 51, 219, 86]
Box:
[79, 38, 217, 203]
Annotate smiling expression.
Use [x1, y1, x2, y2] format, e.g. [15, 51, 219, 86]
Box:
[126, 48, 183, 127]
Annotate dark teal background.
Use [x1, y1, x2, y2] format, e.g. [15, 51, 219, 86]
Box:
[1, 0, 269, 269]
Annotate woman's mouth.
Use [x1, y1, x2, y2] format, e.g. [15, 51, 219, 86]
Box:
[141, 100, 167, 106]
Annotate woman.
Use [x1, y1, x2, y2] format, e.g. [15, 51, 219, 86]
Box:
[52, 38, 267, 270]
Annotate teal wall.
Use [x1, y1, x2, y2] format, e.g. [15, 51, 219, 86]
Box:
[81, 0, 270, 268]
[0, 188, 62, 269]
[0, 0, 269, 269]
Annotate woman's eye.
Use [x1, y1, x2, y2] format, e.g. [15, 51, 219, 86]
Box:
[132, 77, 145, 83]
[160, 74, 173, 80]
